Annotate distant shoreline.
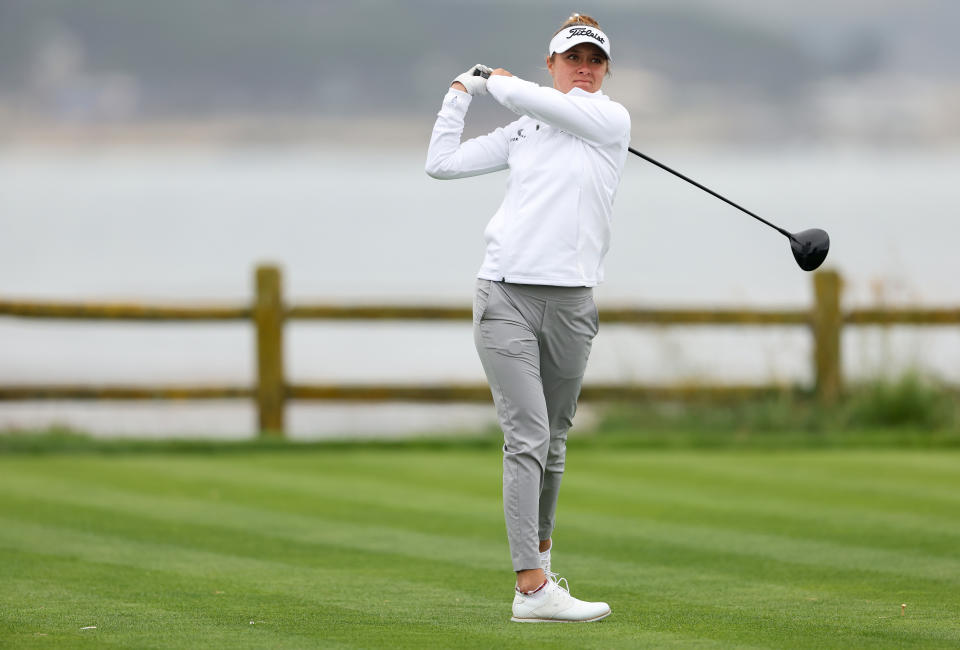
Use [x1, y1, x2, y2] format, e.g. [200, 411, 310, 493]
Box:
[3, 115, 958, 151]
[0, 116, 436, 150]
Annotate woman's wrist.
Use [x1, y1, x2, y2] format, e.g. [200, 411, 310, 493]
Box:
[451, 81, 467, 93]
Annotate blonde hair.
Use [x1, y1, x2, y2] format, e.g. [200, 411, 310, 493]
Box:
[549, 12, 610, 74]
[553, 12, 602, 36]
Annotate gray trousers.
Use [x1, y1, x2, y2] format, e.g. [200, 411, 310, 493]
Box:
[473, 280, 598, 571]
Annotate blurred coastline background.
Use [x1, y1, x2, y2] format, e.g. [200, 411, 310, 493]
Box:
[1, 0, 958, 438]
[3, 0, 960, 148]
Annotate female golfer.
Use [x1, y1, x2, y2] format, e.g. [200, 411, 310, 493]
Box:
[425, 13, 629, 623]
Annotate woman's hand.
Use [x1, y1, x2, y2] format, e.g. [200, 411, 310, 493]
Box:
[490, 68, 513, 77]
[451, 64, 493, 95]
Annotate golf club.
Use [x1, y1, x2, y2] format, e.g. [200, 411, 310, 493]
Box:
[627, 147, 830, 272]
[472, 67, 830, 271]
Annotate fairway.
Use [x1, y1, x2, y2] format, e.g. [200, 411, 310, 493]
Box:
[1, 444, 959, 648]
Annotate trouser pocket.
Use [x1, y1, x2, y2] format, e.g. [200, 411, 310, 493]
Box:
[473, 279, 491, 325]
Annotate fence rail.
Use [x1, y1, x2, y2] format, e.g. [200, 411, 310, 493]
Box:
[845, 308, 960, 325]
[0, 301, 250, 321]
[2, 267, 958, 436]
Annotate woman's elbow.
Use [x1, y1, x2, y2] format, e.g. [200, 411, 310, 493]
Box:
[425, 159, 455, 179]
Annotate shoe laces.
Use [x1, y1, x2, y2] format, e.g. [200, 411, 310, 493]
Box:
[545, 569, 569, 593]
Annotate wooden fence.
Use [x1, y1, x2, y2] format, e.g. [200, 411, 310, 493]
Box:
[1, 266, 958, 436]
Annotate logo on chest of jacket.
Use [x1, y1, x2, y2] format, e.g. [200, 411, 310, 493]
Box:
[509, 128, 527, 143]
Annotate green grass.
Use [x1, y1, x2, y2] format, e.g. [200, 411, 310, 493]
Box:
[1, 441, 959, 648]
[596, 374, 960, 440]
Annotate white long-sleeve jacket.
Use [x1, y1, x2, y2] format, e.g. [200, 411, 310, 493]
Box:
[425, 74, 631, 287]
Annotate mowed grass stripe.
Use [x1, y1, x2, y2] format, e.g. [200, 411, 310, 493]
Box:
[0, 551, 362, 650]
[10, 449, 958, 546]
[5, 456, 957, 584]
[2, 449, 959, 648]
[0, 482, 945, 618]
[14, 448, 960, 565]
[0, 486, 510, 575]
[0, 454, 502, 524]
[0, 466, 506, 553]
[1, 518, 944, 650]
[0, 520, 782, 649]
[575, 450, 960, 504]
[0, 549, 521, 649]
[11, 450, 958, 526]
[572, 454, 960, 518]
[4, 453, 959, 583]
[0, 519, 507, 622]
[2, 457, 957, 609]
[0, 476, 941, 608]
[137, 449, 960, 520]
[566, 473, 960, 554]
[0, 516, 517, 638]
[574, 448, 960, 480]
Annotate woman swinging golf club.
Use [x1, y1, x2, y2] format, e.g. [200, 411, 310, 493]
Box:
[426, 13, 629, 623]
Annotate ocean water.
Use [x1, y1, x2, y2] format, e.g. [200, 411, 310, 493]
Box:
[1, 146, 958, 437]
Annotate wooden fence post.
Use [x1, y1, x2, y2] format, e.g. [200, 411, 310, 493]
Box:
[812, 270, 843, 404]
[254, 265, 285, 436]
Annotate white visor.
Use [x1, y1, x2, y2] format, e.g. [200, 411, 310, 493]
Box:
[548, 25, 611, 60]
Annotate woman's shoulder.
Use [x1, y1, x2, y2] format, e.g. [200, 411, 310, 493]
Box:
[595, 96, 631, 138]
[571, 88, 631, 118]
[609, 98, 631, 123]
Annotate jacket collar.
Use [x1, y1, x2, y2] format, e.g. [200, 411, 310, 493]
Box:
[567, 87, 608, 101]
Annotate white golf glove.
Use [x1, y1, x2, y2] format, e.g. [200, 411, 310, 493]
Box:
[452, 64, 493, 95]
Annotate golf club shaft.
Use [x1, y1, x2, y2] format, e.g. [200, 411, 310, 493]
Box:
[627, 147, 795, 242]
[474, 68, 796, 244]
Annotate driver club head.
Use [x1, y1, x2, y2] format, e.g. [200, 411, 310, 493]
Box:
[790, 228, 830, 272]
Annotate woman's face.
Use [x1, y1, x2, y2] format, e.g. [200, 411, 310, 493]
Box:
[547, 43, 608, 94]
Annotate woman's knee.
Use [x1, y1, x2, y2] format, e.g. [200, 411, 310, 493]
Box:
[544, 436, 567, 473]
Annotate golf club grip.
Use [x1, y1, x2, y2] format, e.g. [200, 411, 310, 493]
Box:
[473, 68, 491, 79]
[627, 147, 793, 241]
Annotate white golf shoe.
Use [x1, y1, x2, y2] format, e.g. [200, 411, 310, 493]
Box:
[511, 575, 611, 623]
